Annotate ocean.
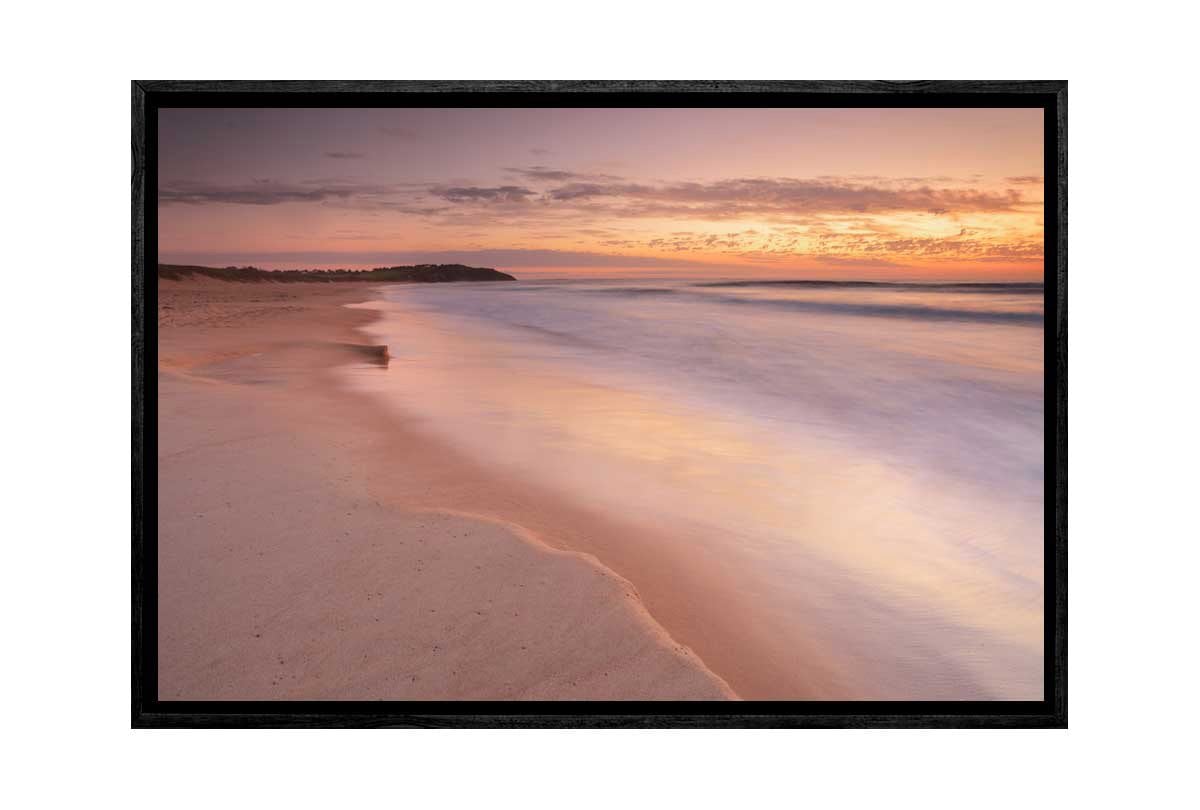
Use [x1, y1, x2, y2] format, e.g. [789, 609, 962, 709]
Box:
[344, 278, 1045, 699]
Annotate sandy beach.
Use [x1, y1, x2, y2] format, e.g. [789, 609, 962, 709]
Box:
[157, 278, 735, 700]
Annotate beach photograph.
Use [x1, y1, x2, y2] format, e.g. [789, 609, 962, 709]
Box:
[154, 105, 1047, 704]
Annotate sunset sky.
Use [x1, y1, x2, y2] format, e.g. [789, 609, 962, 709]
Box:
[158, 107, 1044, 279]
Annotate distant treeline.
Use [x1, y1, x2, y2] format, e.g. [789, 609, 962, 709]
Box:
[158, 263, 516, 283]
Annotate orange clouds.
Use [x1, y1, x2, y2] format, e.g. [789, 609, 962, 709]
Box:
[157, 108, 1044, 278]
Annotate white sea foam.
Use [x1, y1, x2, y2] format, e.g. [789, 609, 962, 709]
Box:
[345, 278, 1045, 699]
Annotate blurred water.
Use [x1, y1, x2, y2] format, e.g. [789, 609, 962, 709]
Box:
[344, 278, 1045, 699]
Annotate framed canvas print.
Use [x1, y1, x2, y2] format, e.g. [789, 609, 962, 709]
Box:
[132, 80, 1066, 728]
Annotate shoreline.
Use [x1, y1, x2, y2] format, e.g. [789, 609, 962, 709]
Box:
[339, 293, 851, 700]
[157, 278, 735, 700]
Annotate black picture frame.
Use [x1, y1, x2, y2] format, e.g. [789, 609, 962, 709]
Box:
[132, 80, 1066, 728]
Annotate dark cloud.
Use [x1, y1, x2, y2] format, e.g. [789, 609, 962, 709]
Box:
[1006, 176, 1043, 185]
[380, 127, 419, 139]
[546, 182, 650, 201]
[159, 173, 1037, 272]
[159, 181, 396, 206]
[505, 166, 581, 182]
[530, 147, 552, 157]
[324, 151, 366, 159]
[432, 185, 538, 203]
[543, 177, 1023, 218]
[505, 165, 623, 184]
[159, 179, 447, 209]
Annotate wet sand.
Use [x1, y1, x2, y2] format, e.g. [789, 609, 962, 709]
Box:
[157, 278, 734, 700]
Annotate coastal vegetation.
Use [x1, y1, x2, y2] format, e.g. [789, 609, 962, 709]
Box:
[158, 263, 516, 283]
